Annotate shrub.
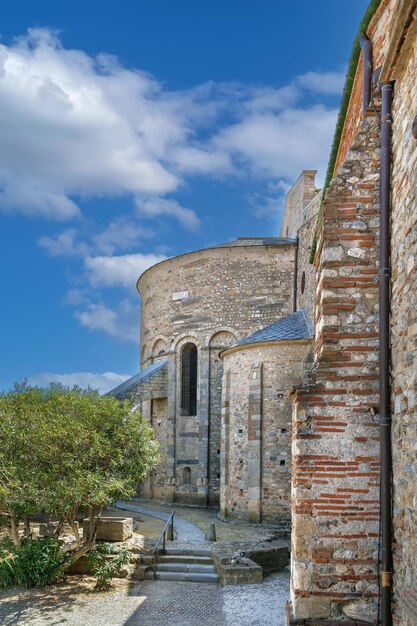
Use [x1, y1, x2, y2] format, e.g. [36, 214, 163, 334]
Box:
[0, 537, 70, 588]
[87, 543, 131, 590]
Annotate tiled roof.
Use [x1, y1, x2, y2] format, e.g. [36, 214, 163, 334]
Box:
[237, 310, 313, 347]
[106, 360, 167, 398]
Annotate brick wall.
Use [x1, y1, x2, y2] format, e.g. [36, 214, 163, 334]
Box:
[290, 112, 381, 623]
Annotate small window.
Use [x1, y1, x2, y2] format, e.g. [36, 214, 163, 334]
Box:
[280, 460, 286, 466]
[183, 467, 192, 484]
[301, 271, 306, 295]
[281, 428, 287, 434]
[181, 343, 198, 415]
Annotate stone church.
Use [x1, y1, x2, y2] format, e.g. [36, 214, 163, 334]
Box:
[110, 1, 417, 624]
[110, 169, 319, 526]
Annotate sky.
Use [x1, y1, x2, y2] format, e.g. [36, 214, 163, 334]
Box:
[0, 0, 369, 393]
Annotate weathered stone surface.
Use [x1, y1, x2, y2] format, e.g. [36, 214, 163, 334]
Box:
[82, 517, 133, 542]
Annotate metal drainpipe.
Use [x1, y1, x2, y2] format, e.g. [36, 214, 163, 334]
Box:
[378, 78, 394, 626]
[359, 34, 372, 114]
[293, 238, 299, 313]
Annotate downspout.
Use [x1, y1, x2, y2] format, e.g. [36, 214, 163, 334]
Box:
[293, 238, 299, 313]
[376, 71, 394, 626]
[359, 34, 372, 114]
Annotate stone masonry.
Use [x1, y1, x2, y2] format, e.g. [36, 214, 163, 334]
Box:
[290, 112, 382, 623]
[220, 341, 311, 525]
[137, 240, 296, 507]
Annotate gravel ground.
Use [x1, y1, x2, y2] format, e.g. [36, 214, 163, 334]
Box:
[0, 573, 290, 626]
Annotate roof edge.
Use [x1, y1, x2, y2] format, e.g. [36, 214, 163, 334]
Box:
[309, 0, 382, 263]
[136, 237, 296, 292]
[220, 337, 312, 359]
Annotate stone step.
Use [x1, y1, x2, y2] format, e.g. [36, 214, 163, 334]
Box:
[142, 554, 213, 566]
[163, 547, 211, 557]
[156, 562, 216, 574]
[144, 570, 219, 583]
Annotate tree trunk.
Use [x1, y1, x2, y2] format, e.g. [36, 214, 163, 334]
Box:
[9, 513, 21, 548]
[22, 515, 31, 538]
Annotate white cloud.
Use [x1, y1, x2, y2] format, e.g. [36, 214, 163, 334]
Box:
[0, 29, 344, 223]
[84, 252, 167, 289]
[212, 105, 337, 182]
[91, 218, 153, 255]
[75, 299, 138, 342]
[296, 70, 345, 95]
[137, 197, 200, 230]
[0, 28, 179, 219]
[38, 228, 87, 256]
[39, 219, 153, 257]
[28, 370, 131, 393]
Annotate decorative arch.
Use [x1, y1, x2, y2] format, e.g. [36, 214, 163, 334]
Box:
[151, 336, 169, 358]
[172, 331, 199, 352]
[181, 342, 198, 416]
[183, 466, 192, 485]
[208, 328, 239, 349]
[141, 344, 150, 365]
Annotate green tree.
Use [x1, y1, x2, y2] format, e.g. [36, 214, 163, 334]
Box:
[0, 385, 159, 565]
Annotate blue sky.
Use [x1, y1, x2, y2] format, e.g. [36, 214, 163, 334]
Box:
[0, 1, 369, 392]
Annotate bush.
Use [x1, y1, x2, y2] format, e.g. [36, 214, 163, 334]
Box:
[87, 543, 131, 590]
[0, 537, 70, 588]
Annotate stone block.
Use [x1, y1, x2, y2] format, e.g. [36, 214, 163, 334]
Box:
[292, 596, 331, 620]
[83, 517, 133, 542]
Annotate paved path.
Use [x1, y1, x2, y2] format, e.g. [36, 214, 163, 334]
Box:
[115, 501, 206, 542]
[0, 573, 290, 626]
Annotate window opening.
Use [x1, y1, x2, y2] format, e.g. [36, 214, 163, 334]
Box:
[181, 343, 198, 415]
[183, 467, 192, 484]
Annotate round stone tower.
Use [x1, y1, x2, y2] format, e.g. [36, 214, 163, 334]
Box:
[136, 237, 296, 506]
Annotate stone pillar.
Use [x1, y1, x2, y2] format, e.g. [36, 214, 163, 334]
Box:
[141, 398, 153, 499]
[220, 369, 231, 519]
[197, 346, 210, 506]
[247, 362, 263, 523]
[165, 352, 176, 502]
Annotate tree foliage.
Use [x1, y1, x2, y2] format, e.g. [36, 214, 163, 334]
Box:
[0, 384, 159, 563]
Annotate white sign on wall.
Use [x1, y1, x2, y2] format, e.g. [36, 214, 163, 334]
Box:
[172, 290, 189, 301]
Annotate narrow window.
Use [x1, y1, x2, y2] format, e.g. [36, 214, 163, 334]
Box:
[181, 343, 198, 415]
[301, 271, 306, 295]
[183, 467, 192, 485]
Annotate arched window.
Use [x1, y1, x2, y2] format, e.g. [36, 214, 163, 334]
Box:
[181, 343, 198, 415]
[183, 467, 192, 485]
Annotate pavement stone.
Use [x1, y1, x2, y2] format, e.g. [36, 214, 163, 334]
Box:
[0, 573, 290, 626]
[115, 501, 206, 542]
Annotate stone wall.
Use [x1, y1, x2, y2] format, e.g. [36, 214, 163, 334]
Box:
[138, 243, 295, 369]
[220, 341, 311, 525]
[296, 196, 321, 326]
[280, 171, 318, 239]
[290, 112, 381, 623]
[138, 242, 295, 507]
[389, 17, 417, 626]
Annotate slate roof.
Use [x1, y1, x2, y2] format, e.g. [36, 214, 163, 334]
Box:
[237, 310, 313, 347]
[213, 237, 295, 248]
[106, 360, 167, 398]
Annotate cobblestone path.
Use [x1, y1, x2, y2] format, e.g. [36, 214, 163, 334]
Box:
[0, 573, 289, 626]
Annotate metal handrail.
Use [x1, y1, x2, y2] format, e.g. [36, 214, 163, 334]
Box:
[152, 511, 175, 579]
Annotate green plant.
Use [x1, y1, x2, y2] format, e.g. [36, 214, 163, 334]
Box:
[87, 543, 131, 590]
[0, 384, 159, 569]
[0, 537, 70, 588]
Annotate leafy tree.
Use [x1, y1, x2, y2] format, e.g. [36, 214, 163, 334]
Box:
[0, 384, 159, 566]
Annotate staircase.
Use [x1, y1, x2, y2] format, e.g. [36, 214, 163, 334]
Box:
[143, 548, 219, 583]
